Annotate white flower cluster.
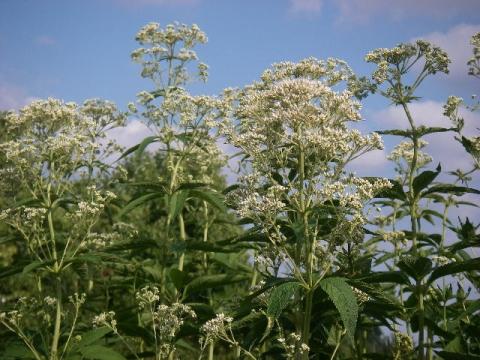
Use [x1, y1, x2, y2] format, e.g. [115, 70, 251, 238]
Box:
[365, 40, 450, 85]
[277, 333, 310, 358]
[381, 230, 407, 246]
[93, 311, 117, 332]
[136, 285, 160, 309]
[200, 313, 234, 345]
[388, 139, 432, 174]
[431, 255, 456, 266]
[351, 287, 371, 304]
[468, 32, 480, 77]
[154, 303, 196, 340]
[132, 22, 207, 84]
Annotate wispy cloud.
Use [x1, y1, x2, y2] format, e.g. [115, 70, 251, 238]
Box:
[0, 81, 36, 110]
[109, 0, 199, 8]
[288, 0, 323, 15]
[412, 24, 480, 87]
[372, 100, 479, 172]
[35, 35, 56, 46]
[107, 119, 155, 151]
[289, 0, 480, 23]
[335, 0, 480, 24]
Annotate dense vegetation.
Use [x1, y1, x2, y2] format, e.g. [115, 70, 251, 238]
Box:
[0, 22, 479, 360]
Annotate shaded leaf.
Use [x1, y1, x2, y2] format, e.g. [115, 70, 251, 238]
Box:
[319, 277, 358, 343]
[267, 282, 301, 319]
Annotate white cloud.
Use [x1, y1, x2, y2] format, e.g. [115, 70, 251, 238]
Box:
[372, 100, 479, 172]
[335, 0, 479, 23]
[412, 24, 480, 86]
[109, 0, 199, 8]
[106, 119, 155, 150]
[35, 35, 56, 46]
[349, 149, 389, 175]
[0, 81, 36, 110]
[289, 0, 480, 23]
[289, 0, 323, 14]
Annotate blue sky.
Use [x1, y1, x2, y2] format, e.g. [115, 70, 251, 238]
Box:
[0, 0, 479, 189]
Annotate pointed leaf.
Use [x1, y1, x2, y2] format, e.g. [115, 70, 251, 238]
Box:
[413, 164, 441, 197]
[267, 281, 301, 319]
[116, 136, 159, 162]
[319, 277, 358, 343]
[189, 189, 226, 211]
[428, 258, 480, 284]
[118, 191, 164, 217]
[397, 256, 432, 281]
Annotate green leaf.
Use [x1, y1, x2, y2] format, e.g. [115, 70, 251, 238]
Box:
[413, 163, 441, 197]
[460, 135, 478, 156]
[169, 268, 189, 290]
[422, 184, 480, 197]
[267, 282, 301, 319]
[319, 277, 358, 344]
[428, 258, 480, 284]
[118, 191, 164, 217]
[75, 327, 112, 347]
[356, 271, 410, 286]
[0, 263, 25, 279]
[183, 274, 248, 299]
[364, 177, 406, 201]
[79, 345, 127, 360]
[416, 126, 456, 137]
[397, 256, 432, 281]
[169, 190, 189, 220]
[116, 136, 159, 162]
[2, 343, 36, 359]
[376, 129, 413, 137]
[23, 260, 53, 274]
[188, 189, 226, 211]
[444, 336, 465, 353]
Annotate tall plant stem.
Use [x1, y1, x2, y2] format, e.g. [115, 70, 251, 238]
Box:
[178, 213, 186, 271]
[401, 103, 419, 254]
[50, 277, 62, 360]
[207, 342, 214, 360]
[297, 128, 313, 359]
[47, 177, 62, 360]
[401, 102, 425, 360]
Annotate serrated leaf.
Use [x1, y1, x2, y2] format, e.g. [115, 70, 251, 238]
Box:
[364, 177, 406, 201]
[169, 190, 189, 220]
[428, 258, 480, 284]
[356, 271, 410, 285]
[169, 268, 189, 290]
[23, 260, 52, 274]
[413, 164, 441, 197]
[267, 282, 301, 319]
[376, 129, 413, 137]
[188, 189, 226, 211]
[422, 185, 480, 197]
[118, 191, 164, 217]
[397, 256, 432, 281]
[319, 277, 358, 343]
[183, 274, 248, 299]
[116, 136, 159, 162]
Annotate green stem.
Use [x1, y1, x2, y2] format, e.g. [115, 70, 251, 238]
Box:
[417, 280, 425, 360]
[178, 213, 186, 271]
[50, 278, 62, 360]
[207, 342, 214, 360]
[297, 127, 314, 359]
